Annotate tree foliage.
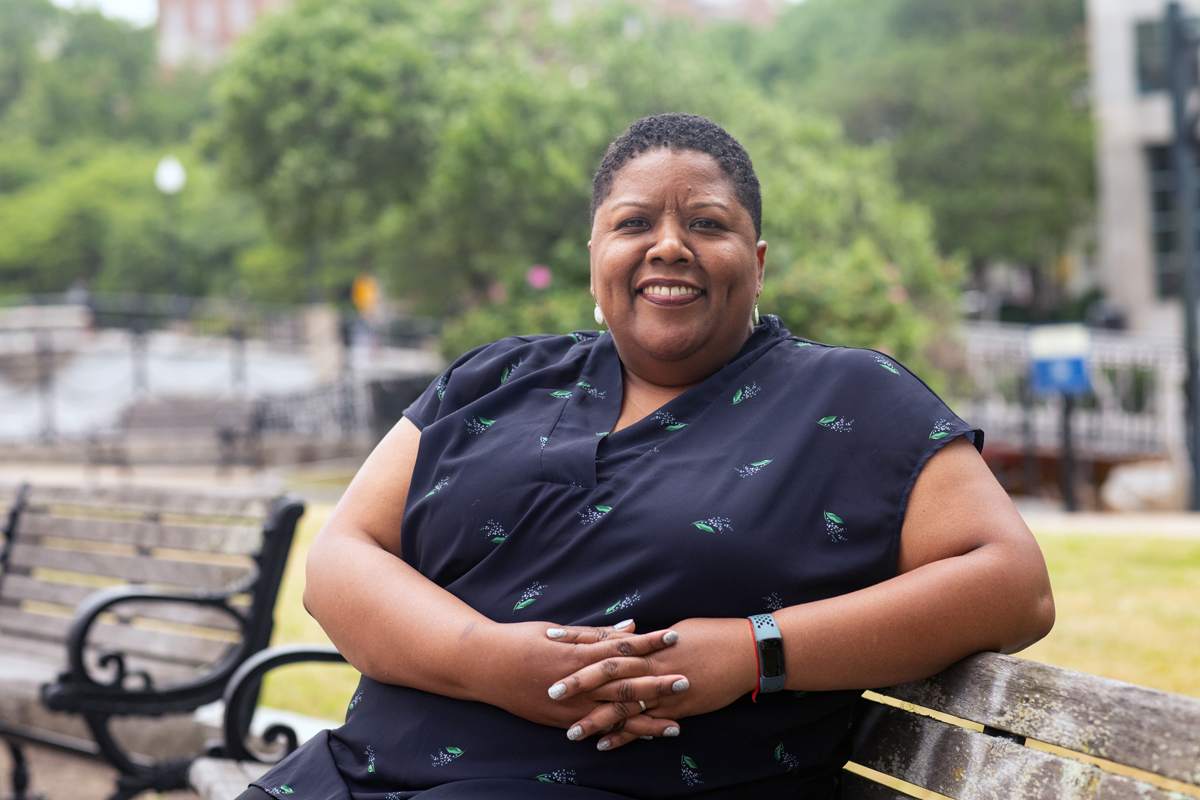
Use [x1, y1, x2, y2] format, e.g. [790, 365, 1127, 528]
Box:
[752, 0, 1093, 270]
[214, 0, 960, 372]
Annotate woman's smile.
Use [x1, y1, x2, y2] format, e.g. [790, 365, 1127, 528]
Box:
[637, 280, 705, 305]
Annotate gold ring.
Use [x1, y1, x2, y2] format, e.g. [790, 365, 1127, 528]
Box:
[638, 700, 647, 711]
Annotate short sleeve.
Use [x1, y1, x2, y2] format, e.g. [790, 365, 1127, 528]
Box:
[401, 335, 562, 431]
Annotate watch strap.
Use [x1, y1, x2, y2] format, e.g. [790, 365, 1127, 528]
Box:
[748, 613, 786, 694]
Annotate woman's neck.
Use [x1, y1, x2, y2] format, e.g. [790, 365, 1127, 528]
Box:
[611, 364, 699, 433]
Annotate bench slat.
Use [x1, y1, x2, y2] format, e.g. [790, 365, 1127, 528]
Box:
[878, 652, 1200, 787]
[25, 485, 272, 520]
[853, 700, 1194, 800]
[839, 770, 922, 799]
[0, 577, 244, 633]
[0, 608, 235, 667]
[16, 513, 262, 555]
[7, 543, 255, 590]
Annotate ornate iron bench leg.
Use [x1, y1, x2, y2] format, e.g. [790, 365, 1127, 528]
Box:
[4, 740, 45, 800]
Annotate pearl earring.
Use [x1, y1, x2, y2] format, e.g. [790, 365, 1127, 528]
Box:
[753, 303, 760, 326]
[594, 304, 605, 325]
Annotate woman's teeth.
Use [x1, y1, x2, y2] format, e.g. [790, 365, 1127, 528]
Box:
[641, 285, 700, 297]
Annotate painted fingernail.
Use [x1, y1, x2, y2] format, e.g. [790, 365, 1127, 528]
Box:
[548, 683, 566, 700]
[640, 735, 654, 740]
[597, 739, 612, 751]
[567, 725, 583, 741]
[663, 726, 680, 737]
[614, 619, 634, 630]
[672, 678, 690, 693]
[663, 631, 679, 645]
[546, 628, 566, 639]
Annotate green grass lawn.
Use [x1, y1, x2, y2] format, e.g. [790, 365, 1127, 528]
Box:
[1021, 532, 1200, 699]
[260, 503, 1200, 722]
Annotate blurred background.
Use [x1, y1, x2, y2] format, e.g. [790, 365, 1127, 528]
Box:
[1, 4, 1199, 793]
[5, 0, 1194, 516]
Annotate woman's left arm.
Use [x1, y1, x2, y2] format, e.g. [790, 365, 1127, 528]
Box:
[554, 436, 1055, 747]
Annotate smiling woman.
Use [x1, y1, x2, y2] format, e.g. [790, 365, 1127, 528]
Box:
[243, 114, 1054, 800]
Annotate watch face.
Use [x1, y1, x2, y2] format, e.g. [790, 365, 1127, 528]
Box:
[759, 638, 784, 678]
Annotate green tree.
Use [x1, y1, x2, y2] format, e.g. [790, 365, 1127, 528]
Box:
[215, 0, 960, 375]
[753, 0, 1093, 275]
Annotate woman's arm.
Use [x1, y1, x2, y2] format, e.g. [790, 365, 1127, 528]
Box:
[552, 436, 1055, 747]
[302, 416, 684, 732]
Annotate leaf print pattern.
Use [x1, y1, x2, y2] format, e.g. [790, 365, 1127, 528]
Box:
[578, 504, 612, 524]
[763, 592, 784, 612]
[500, 359, 522, 385]
[540, 436, 548, 449]
[736, 459, 772, 477]
[774, 743, 801, 773]
[265, 787, 294, 798]
[692, 517, 732, 533]
[795, 342, 814, 348]
[732, 381, 760, 404]
[929, 418, 952, 440]
[569, 332, 598, 344]
[482, 520, 506, 544]
[604, 590, 640, 615]
[535, 770, 577, 785]
[874, 355, 899, 374]
[465, 416, 496, 434]
[550, 390, 573, 398]
[653, 411, 687, 430]
[681, 755, 703, 786]
[425, 477, 449, 497]
[435, 375, 447, 400]
[824, 510, 846, 543]
[430, 747, 464, 767]
[365, 746, 376, 773]
[817, 416, 854, 433]
[577, 381, 607, 400]
[513, 582, 547, 612]
[348, 689, 363, 711]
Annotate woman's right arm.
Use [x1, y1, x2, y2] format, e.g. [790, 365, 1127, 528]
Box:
[302, 416, 684, 731]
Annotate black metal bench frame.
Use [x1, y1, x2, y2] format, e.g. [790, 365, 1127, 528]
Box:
[0, 484, 304, 800]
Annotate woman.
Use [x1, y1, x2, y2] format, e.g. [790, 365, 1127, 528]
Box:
[247, 114, 1054, 800]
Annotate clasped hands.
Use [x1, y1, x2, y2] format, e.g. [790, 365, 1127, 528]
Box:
[476, 617, 758, 752]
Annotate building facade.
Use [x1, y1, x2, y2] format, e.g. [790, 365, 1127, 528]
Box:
[157, 0, 286, 70]
[1089, 0, 1200, 337]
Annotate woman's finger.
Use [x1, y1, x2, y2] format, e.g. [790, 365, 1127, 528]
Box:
[568, 703, 682, 745]
[595, 716, 681, 751]
[584, 675, 690, 703]
[548, 639, 682, 700]
[545, 620, 636, 643]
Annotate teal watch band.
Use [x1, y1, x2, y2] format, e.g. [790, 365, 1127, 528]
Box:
[749, 613, 786, 694]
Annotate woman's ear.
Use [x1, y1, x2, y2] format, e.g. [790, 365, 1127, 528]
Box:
[756, 241, 768, 294]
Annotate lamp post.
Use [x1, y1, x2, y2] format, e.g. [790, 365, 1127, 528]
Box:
[1167, 3, 1200, 511]
[154, 156, 187, 318]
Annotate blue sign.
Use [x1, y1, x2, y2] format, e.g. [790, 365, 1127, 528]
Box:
[1030, 357, 1091, 396]
[1028, 324, 1092, 397]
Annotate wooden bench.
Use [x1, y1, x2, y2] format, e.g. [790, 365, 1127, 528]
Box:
[0, 482, 304, 800]
[844, 651, 1200, 799]
[187, 649, 1200, 800]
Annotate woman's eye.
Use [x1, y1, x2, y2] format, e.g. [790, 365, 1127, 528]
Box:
[618, 218, 649, 229]
[692, 219, 721, 230]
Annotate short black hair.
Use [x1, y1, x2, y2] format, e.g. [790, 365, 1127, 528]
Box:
[590, 114, 762, 238]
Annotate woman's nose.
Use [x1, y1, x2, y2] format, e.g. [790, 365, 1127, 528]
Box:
[647, 220, 693, 265]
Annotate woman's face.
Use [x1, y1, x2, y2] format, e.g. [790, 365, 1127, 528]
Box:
[589, 148, 766, 386]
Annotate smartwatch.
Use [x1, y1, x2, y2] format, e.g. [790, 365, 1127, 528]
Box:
[749, 613, 786, 695]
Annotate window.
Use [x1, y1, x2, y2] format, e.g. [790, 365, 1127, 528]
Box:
[1135, 18, 1200, 94]
[1145, 144, 1200, 296]
[228, 0, 253, 33]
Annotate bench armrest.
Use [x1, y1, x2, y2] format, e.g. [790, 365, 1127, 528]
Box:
[215, 644, 347, 763]
[43, 584, 251, 716]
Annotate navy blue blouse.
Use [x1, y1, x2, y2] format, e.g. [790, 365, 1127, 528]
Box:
[252, 316, 980, 800]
